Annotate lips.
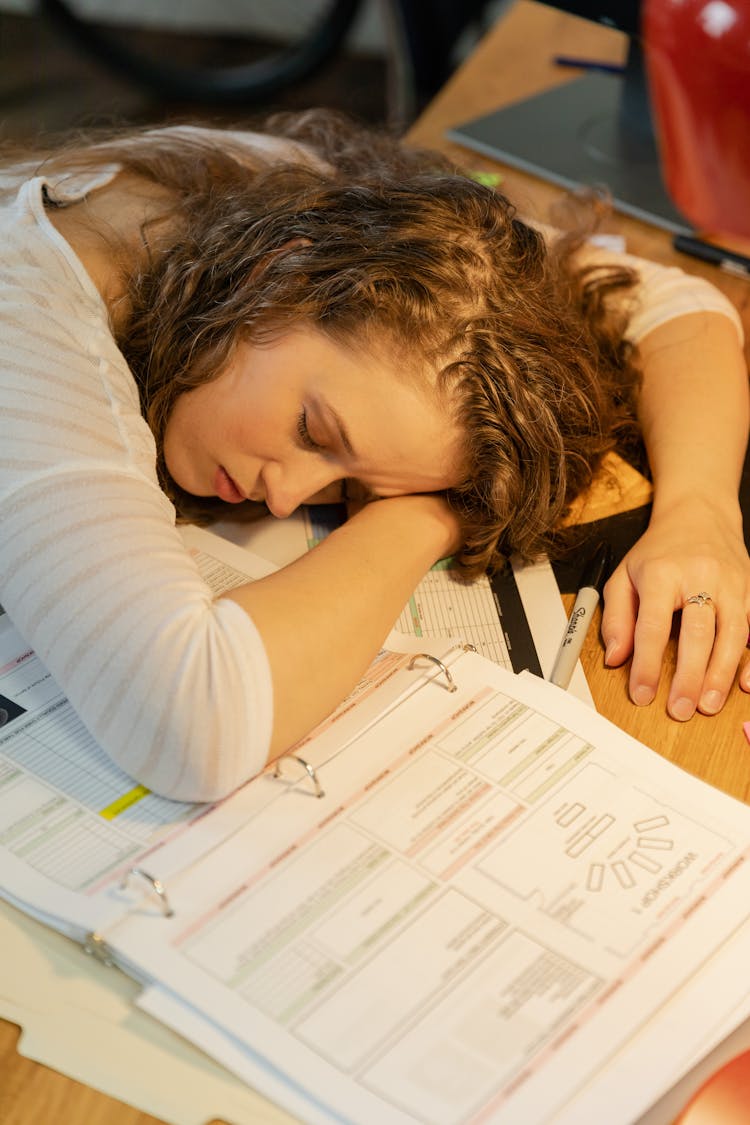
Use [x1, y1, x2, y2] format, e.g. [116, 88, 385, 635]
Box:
[213, 466, 246, 504]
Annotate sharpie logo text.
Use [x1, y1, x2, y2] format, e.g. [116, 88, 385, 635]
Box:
[562, 607, 588, 646]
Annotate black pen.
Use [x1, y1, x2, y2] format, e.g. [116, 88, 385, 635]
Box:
[550, 543, 612, 690]
[553, 55, 625, 75]
[673, 234, 750, 279]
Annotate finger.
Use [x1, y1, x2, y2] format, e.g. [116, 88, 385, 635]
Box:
[628, 579, 677, 707]
[702, 609, 750, 709]
[668, 596, 719, 720]
[600, 568, 639, 667]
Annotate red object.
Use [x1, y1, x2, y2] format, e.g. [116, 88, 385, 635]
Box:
[674, 1048, 750, 1124]
[643, 0, 750, 240]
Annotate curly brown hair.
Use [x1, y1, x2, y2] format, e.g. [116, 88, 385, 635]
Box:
[42, 110, 642, 575]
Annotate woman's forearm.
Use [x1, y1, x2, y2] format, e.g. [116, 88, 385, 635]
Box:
[635, 311, 748, 515]
[601, 307, 750, 719]
[223, 494, 460, 758]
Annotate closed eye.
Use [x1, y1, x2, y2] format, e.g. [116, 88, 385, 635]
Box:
[296, 407, 326, 452]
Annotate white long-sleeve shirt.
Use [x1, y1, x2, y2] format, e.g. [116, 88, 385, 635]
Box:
[0, 128, 743, 801]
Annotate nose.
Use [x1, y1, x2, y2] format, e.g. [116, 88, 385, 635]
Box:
[263, 462, 342, 520]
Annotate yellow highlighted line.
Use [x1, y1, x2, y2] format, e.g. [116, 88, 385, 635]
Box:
[99, 785, 151, 819]
[408, 596, 422, 636]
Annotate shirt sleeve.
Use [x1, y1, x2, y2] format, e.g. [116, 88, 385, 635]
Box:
[1, 468, 274, 803]
[531, 219, 744, 346]
[573, 240, 745, 346]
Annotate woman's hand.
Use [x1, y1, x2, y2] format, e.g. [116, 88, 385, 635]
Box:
[306, 480, 462, 554]
[601, 494, 750, 719]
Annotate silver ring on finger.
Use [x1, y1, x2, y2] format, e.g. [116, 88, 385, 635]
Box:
[683, 591, 714, 610]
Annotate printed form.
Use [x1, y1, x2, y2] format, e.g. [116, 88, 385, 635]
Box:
[110, 652, 750, 1125]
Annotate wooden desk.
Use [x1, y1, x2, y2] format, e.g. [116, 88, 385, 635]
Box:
[2, 2, 749, 1121]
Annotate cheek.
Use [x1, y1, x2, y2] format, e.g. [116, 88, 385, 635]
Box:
[161, 393, 214, 484]
[168, 389, 221, 449]
[164, 373, 266, 473]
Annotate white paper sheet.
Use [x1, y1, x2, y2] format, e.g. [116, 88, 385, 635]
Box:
[102, 654, 750, 1125]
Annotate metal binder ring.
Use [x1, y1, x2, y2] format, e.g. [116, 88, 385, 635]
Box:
[120, 867, 174, 917]
[273, 754, 325, 798]
[407, 653, 458, 693]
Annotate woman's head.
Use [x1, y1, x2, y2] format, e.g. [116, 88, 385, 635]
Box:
[74, 110, 639, 574]
[161, 324, 467, 521]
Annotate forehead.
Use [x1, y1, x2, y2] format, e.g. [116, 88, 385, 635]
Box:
[308, 331, 465, 491]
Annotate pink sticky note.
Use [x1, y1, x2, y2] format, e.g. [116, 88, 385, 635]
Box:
[744, 721, 750, 746]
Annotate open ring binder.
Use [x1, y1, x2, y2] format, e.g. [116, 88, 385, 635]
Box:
[120, 867, 174, 917]
[83, 868, 175, 965]
[270, 646, 475, 800]
[83, 931, 115, 966]
[407, 652, 458, 692]
[273, 754, 325, 798]
[10, 620, 750, 1125]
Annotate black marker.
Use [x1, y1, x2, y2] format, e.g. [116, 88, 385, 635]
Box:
[550, 543, 612, 690]
[673, 234, 750, 279]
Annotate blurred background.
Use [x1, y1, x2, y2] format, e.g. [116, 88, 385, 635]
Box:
[0, 0, 506, 145]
